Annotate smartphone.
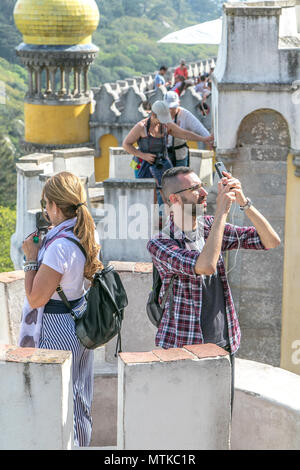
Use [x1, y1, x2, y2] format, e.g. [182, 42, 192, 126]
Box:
[215, 162, 228, 179]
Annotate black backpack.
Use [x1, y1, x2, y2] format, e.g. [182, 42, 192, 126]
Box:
[146, 230, 180, 327]
[56, 237, 128, 356]
[146, 265, 177, 328]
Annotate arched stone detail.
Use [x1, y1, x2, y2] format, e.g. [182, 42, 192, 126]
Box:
[227, 108, 291, 367]
[237, 108, 291, 161]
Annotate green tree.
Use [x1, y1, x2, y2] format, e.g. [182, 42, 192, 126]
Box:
[0, 205, 16, 273]
[0, 135, 17, 208]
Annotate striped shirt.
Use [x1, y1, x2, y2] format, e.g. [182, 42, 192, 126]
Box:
[147, 216, 266, 354]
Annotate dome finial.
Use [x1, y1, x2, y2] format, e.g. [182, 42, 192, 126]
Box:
[14, 0, 100, 46]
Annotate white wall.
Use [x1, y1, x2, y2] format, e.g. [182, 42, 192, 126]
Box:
[0, 344, 73, 450]
[118, 345, 231, 450]
[216, 90, 300, 150]
[232, 359, 300, 450]
[0, 271, 25, 345]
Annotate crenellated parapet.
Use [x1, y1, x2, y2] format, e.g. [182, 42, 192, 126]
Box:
[90, 57, 215, 180]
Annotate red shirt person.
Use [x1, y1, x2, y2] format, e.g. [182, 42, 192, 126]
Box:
[174, 59, 188, 81]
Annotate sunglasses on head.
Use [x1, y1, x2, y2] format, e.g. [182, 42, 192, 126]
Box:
[40, 199, 46, 210]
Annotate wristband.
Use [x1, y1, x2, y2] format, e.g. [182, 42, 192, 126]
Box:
[24, 264, 38, 272]
[240, 197, 252, 211]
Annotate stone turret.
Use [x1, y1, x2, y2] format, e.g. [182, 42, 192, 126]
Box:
[14, 0, 100, 152]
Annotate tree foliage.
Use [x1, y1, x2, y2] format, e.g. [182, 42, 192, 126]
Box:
[89, 0, 220, 86]
[0, 134, 17, 209]
[0, 205, 16, 273]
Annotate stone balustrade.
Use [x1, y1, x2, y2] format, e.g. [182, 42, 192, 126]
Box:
[90, 58, 215, 156]
[16, 44, 98, 104]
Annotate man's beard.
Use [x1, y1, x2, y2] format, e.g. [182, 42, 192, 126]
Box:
[180, 194, 206, 231]
[181, 194, 206, 217]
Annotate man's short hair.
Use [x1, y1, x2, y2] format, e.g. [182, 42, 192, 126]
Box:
[161, 167, 194, 202]
[159, 65, 168, 72]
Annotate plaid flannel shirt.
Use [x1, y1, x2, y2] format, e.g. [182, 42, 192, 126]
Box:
[147, 215, 267, 354]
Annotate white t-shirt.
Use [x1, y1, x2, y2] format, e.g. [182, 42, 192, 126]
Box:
[168, 107, 210, 160]
[42, 238, 86, 301]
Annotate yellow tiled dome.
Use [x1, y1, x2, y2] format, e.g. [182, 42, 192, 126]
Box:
[14, 0, 100, 46]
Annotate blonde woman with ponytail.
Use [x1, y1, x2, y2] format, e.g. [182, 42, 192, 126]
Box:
[20, 172, 102, 447]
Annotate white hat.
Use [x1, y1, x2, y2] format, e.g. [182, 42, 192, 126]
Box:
[164, 91, 180, 108]
[151, 101, 172, 124]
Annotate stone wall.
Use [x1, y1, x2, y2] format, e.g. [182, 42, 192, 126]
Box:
[118, 344, 231, 450]
[2, 273, 300, 449]
[213, 1, 300, 367]
[232, 358, 300, 450]
[227, 109, 289, 366]
[0, 345, 73, 450]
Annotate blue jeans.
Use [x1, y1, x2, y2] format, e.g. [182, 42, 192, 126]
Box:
[175, 154, 189, 167]
[149, 159, 173, 207]
[136, 157, 173, 207]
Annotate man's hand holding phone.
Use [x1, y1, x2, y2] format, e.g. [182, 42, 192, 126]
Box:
[221, 171, 247, 207]
[216, 178, 237, 216]
[215, 162, 247, 208]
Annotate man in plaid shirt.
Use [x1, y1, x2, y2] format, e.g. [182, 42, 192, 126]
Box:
[147, 166, 280, 407]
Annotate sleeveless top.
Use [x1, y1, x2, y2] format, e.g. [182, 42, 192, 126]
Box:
[137, 117, 167, 155]
[136, 117, 168, 178]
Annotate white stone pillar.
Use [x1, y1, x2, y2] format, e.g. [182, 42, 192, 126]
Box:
[109, 147, 135, 179]
[0, 271, 25, 345]
[0, 345, 73, 450]
[52, 147, 95, 183]
[118, 344, 231, 450]
[99, 178, 156, 263]
[11, 162, 46, 269]
[189, 149, 213, 187]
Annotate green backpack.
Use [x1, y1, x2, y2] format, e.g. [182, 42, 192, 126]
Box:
[56, 237, 128, 356]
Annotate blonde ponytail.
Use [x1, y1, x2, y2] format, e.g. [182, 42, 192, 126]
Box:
[42, 172, 103, 280]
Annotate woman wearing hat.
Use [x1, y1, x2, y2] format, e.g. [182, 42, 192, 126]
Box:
[123, 100, 212, 206]
[163, 91, 213, 167]
[20, 171, 102, 447]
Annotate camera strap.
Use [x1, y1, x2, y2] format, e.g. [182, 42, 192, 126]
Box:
[170, 111, 190, 166]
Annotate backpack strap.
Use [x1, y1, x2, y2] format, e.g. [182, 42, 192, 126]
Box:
[65, 236, 87, 259]
[157, 229, 180, 318]
[56, 286, 76, 319]
[55, 235, 87, 317]
[160, 275, 177, 316]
